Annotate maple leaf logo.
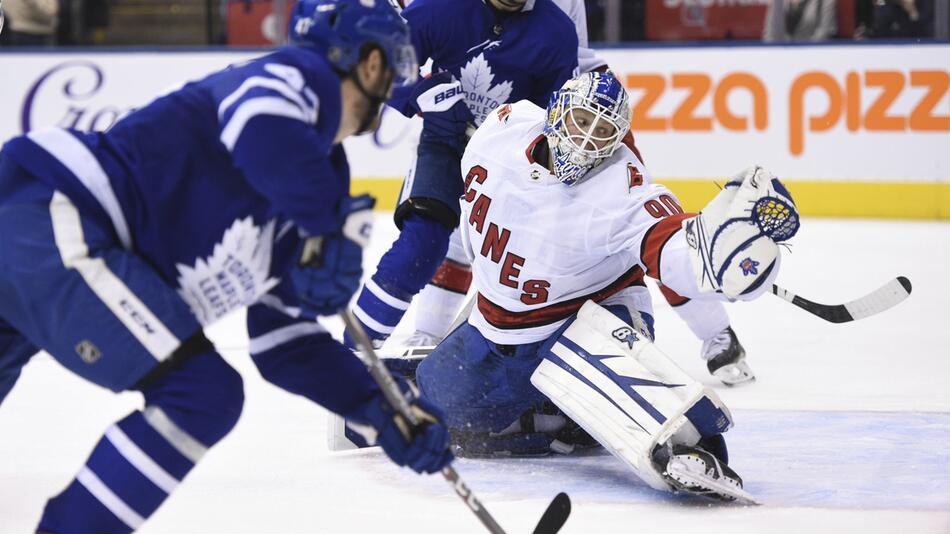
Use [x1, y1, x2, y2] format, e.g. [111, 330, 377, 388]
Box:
[175, 217, 279, 325]
[459, 53, 513, 126]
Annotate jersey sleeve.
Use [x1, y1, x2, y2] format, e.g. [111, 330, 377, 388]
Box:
[247, 280, 380, 417]
[211, 55, 347, 237]
[601, 182, 694, 283]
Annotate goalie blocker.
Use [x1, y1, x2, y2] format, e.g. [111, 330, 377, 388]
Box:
[531, 300, 755, 502]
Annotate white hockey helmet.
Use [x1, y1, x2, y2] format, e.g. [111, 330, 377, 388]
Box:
[543, 71, 631, 186]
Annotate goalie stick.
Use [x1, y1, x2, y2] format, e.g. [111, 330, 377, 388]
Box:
[771, 276, 912, 323]
[341, 310, 572, 534]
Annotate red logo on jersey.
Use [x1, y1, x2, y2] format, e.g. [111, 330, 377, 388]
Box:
[627, 163, 644, 189]
[497, 104, 512, 123]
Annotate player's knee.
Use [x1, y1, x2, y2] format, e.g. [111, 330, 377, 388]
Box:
[416, 348, 461, 407]
[416, 334, 478, 413]
[195, 355, 245, 441]
[141, 351, 245, 446]
[415, 353, 445, 401]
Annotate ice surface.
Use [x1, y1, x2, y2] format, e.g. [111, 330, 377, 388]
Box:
[1, 216, 948, 533]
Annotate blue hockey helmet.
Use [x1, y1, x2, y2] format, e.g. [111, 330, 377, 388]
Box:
[543, 71, 631, 186]
[288, 0, 418, 87]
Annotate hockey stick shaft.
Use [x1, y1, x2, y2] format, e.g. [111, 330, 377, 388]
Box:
[340, 310, 507, 534]
[771, 276, 912, 323]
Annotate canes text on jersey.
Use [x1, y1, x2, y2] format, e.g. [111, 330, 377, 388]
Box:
[463, 165, 550, 305]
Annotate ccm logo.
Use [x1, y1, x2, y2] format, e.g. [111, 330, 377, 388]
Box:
[626, 70, 949, 156]
[434, 86, 465, 104]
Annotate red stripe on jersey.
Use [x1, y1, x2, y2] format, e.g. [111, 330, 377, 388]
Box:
[622, 130, 645, 164]
[477, 265, 646, 330]
[430, 258, 473, 294]
[640, 213, 693, 278]
[658, 282, 691, 307]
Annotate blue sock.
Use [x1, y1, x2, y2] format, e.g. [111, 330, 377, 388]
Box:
[38, 351, 243, 533]
[349, 214, 451, 344]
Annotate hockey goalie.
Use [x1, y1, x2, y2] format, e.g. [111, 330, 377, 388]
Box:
[362, 71, 798, 503]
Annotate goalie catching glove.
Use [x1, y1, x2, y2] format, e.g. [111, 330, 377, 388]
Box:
[684, 166, 800, 300]
[344, 374, 454, 474]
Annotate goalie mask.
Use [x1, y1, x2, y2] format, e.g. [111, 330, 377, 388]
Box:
[543, 71, 631, 186]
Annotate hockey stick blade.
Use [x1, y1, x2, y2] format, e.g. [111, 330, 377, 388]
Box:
[532, 492, 572, 534]
[771, 276, 912, 323]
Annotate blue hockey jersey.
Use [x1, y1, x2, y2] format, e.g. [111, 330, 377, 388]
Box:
[1, 45, 382, 415]
[3, 46, 347, 327]
[0, 43, 386, 415]
[392, 0, 579, 125]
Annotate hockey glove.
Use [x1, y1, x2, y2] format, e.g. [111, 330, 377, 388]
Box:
[683, 166, 799, 300]
[345, 376, 454, 474]
[408, 71, 475, 153]
[290, 194, 375, 317]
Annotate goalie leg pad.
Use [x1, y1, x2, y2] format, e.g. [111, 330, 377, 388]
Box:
[531, 300, 732, 492]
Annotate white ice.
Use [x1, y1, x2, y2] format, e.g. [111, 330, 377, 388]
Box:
[1, 215, 948, 534]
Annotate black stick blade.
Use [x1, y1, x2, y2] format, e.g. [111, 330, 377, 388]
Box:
[772, 277, 912, 323]
[898, 276, 912, 294]
[533, 493, 571, 534]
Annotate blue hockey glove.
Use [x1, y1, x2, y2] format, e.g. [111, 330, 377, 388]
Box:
[290, 194, 375, 317]
[408, 71, 475, 152]
[346, 376, 454, 474]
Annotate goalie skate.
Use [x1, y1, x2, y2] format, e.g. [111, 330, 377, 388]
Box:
[656, 444, 760, 505]
[703, 327, 755, 386]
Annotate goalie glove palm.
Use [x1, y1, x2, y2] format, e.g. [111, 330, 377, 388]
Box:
[684, 166, 799, 300]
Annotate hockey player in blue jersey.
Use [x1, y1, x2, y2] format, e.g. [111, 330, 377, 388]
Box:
[345, 0, 579, 348]
[0, 1, 453, 531]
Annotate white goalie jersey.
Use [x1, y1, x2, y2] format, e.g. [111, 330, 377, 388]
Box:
[459, 101, 699, 345]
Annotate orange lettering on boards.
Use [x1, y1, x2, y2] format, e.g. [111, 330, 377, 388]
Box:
[625, 69, 950, 156]
[789, 71, 842, 156]
[788, 69, 949, 155]
[627, 72, 767, 133]
[910, 71, 950, 131]
[715, 73, 768, 131]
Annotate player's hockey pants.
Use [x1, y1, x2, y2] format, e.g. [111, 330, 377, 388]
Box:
[417, 305, 655, 436]
[0, 158, 244, 532]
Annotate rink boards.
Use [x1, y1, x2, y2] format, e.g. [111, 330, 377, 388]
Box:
[1, 43, 948, 218]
